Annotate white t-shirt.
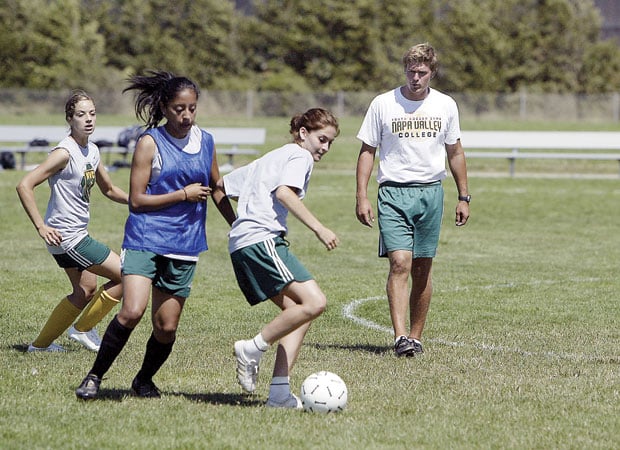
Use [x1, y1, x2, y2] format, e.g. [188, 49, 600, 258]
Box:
[357, 87, 461, 184]
[223, 143, 313, 253]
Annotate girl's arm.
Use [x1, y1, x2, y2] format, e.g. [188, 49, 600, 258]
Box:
[128, 135, 210, 212]
[209, 148, 237, 226]
[16, 149, 69, 246]
[95, 163, 129, 204]
[275, 185, 339, 251]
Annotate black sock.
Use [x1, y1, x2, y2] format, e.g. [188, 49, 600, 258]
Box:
[135, 333, 175, 382]
[90, 315, 133, 379]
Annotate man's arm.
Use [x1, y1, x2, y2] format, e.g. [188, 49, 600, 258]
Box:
[355, 142, 377, 227]
[446, 139, 470, 226]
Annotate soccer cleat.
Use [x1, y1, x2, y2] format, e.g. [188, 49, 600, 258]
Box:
[234, 340, 259, 393]
[410, 338, 424, 354]
[68, 325, 101, 352]
[75, 373, 102, 400]
[394, 335, 416, 357]
[27, 342, 66, 353]
[131, 376, 161, 398]
[266, 393, 303, 409]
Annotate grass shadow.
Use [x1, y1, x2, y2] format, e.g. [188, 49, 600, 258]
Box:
[12, 343, 77, 353]
[176, 392, 264, 407]
[308, 342, 391, 355]
[84, 388, 132, 402]
[77, 390, 264, 406]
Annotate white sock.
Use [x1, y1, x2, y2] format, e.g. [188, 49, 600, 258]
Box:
[243, 333, 269, 361]
[253, 333, 269, 351]
[268, 376, 290, 402]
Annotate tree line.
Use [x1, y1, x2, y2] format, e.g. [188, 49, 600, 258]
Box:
[1, 0, 619, 95]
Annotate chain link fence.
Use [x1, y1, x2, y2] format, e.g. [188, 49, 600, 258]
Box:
[1, 88, 619, 122]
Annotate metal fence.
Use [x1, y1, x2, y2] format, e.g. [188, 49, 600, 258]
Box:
[1, 88, 619, 122]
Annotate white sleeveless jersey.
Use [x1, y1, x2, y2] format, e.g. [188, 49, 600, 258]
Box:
[44, 136, 99, 254]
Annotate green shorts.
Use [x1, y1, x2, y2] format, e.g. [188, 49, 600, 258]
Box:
[121, 249, 196, 298]
[53, 236, 111, 271]
[377, 181, 444, 258]
[230, 236, 313, 306]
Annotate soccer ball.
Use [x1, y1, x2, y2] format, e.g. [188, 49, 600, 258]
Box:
[300, 371, 348, 413]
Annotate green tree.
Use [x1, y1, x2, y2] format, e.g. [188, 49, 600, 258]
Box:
[238, 0, 618, 94]
[430, 0, 605, 93]
[580, 40, 620, 93]
[182, 0, 243, 89]
[0, 0, 113, 89]
[91, 0, 191, 77]
[90, 0, 240, 89]
[1, 0, 619, 95]
[238, 0, 433, 92]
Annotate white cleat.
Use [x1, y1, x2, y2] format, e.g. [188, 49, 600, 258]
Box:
[68, 325, 101, 352]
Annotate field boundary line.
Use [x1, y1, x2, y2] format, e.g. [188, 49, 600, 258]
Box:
[343, 277, 616, 362]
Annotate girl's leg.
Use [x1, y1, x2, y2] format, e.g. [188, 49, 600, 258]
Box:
[89, 274, 152, 378]
[73, 251, 123, 333]
[263, 282, 324, 408]
[132, 287, 185, 396]
[272, 321, 311, 377]
[76, 274, 152, 400]
[266, 323, 312, 408]
[30, 268, 97, 350]
[262, 279, 326, 344]
[150, 286, 185, 344]
[236, 280, 326, 400]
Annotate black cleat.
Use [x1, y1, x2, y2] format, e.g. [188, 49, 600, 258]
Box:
[394, 336, 416, 357]
[131, 376, 161, 398]
[76, 373, 102, 400]
[409, 338, 424, 354]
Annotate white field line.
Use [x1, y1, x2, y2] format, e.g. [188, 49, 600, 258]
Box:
[342, 278, 617, 361]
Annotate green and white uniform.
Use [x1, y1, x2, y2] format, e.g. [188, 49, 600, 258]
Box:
[223, 143, 314, 305]
[44, 136, 110, 267]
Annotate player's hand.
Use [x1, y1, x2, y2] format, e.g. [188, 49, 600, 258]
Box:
[183, 183, 212, 202]
[315, 226, 340, 251]
[355, 198, 375, 227]
[455, 202, 470, 226]
[38, 225, 62, 247]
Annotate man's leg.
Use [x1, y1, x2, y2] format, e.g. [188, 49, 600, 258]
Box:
[386, 250, 413, 339]
[409, 257, 433, 341]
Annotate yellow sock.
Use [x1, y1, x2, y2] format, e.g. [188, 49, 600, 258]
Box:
[74, 286, 121, 332]
[32, 297, 81, 348]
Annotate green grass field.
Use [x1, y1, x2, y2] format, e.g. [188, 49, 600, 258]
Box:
[0, 116, 619, 449]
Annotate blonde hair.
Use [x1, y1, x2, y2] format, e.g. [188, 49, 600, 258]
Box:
[402, 43, 438, 77]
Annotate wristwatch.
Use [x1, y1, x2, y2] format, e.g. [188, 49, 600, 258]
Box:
[458, 195, 471, 203]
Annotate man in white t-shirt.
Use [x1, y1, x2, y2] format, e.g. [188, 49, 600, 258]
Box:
[355, 43, 470, 357]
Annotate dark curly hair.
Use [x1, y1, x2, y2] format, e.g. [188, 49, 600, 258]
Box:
[123, 70, 200, 129]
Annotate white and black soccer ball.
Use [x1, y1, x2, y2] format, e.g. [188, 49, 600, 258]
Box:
[300, 371, 348, 413]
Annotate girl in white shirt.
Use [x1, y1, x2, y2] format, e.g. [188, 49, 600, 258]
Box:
[220, 108, 340, 408]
